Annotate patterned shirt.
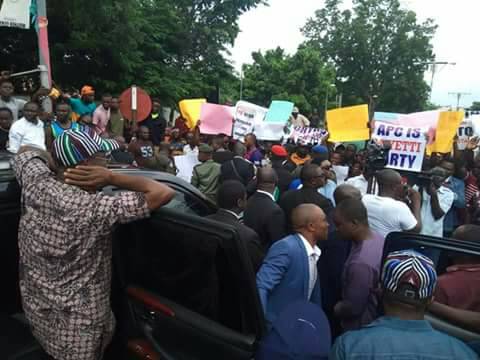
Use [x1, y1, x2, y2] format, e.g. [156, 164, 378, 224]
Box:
[12, 151, 150, 360]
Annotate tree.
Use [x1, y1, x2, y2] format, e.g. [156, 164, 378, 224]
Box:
[241, 45, 336, 114]
[469, 102, 480, 112]
[302, 0, 437, 114]
[0, 0, 265, 105]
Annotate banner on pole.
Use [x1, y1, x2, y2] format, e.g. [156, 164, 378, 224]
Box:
[372, 121, 427, 172]
[0, 0, 31, 29]
[233, 101, 268, 142]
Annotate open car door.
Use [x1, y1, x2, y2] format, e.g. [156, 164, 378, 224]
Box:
[383, 232, 480, 345]
[113, 208, 265, 360]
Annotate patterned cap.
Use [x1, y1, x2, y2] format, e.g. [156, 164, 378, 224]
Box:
[81, 126, 120, 152]
[53, 129, 102, 167]
[381, 250, 437, 300]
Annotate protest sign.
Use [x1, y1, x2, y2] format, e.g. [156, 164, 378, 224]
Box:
[174, 154, 200, 183]
[372, 121, 426, 172]
[457, 117, 474, 150]
[264, 101, 294, 124]
[0, 0, 31, 29]
[333, 165, 349, 184]
[255, 122, 286, 141]
[179, 99, 206, 129]
[233, 101, 268, 141]
[289, 126, 328, 145]
[327, 105, 370, 142]
[426, 111, 464, 154]
[199, 103, 233, 135]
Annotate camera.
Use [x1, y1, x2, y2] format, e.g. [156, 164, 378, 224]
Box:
[365, 140, 390, 173]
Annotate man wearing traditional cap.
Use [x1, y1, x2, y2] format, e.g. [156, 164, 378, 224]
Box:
[270, 144, 293, 196]
[330, 250, 477, 359]
[289, 107, 310, 128]
[191, 143, 221, 203]
[67, 85, 97, 121]
[11, 129, 174, 360]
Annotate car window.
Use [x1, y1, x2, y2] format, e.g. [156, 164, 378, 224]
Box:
[162, 189, 212, 216]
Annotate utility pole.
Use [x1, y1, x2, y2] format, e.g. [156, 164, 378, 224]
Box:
[417, 61, 456, 101]
[36, 0, 52, 112]
[449, 92, 470, 110]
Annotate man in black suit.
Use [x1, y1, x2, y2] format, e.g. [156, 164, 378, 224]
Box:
[207, 180, 264, 272]
[243, 168, 287, 252]
[279, 163, 334, 233]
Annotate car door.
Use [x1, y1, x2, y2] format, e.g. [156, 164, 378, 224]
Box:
[383, 232, 480, 344]
[114, 208, 265, 360]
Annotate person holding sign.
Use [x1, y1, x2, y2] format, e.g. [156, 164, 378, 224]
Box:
[289, 107, 310, 128]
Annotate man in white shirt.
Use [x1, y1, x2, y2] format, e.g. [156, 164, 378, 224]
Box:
[183, 132, 199, 155]
[418, 167, 454, 237]
[0, 79, 27, 122]
[289, 107, 310, 128]
[362, 169, 421, 238]
[345, 174, 369, 195]
[8, 102, 46, 153]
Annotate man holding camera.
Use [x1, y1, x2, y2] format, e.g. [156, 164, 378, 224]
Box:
[362, 169, 422, 238]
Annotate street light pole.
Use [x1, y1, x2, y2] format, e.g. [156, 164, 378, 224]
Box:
[239, 66, 244, 100]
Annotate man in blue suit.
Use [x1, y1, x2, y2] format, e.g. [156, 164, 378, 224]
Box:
[256, 203, 329, 328]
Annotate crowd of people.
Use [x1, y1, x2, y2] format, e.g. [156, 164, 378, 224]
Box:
[2, 77, 480, 359]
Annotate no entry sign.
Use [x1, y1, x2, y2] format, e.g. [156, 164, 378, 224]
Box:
[119, 86, 152, 122]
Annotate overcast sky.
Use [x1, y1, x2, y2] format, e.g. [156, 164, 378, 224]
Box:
[230, 0, 479, 109]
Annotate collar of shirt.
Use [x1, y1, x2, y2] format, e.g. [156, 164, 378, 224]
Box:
[365, 316, 433, 332]
[256, 190, 275, 202]
[219, 209, 241, 220]
[297, 233, 321, 258]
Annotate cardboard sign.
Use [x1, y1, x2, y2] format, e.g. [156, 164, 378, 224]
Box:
[233, 101, 268, 142]
[372, 121, 427, 172]
[264, 101, 294, 124]
[199, 103, 233, 135]
[456, 118, 474, 150]
[289, 126, 328, 145]
[174, 154, 200, 183]
[426, 111, 464, 154]
[255, 122, 286, 141]
[0, 0, 31, 29]
[327, 105, 370, 142]
[179, 99, 206, 129]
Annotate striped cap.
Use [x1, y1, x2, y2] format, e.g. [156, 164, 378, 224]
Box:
[81, 126, 120, 152]
[53, 129, 102, 167]
[381, 250, 437, 300]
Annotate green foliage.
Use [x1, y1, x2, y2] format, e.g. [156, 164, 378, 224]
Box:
[241, 45, 336, 114]
[302, 0, 437, 113]
[0, 0, 265, 106]
[469, 102, 480, 111]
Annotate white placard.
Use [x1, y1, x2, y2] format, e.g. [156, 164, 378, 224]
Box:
[0, 0, 31, 29]
[255, 122, 285, 141]
[233, 101, 268, 142]
[333, 165, 349, 184]
[174, 154, 200, 183]
[372, 121, 427, 172]
[457, 118, 474, 150]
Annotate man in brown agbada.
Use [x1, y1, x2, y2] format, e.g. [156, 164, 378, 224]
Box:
[12, 129, 174, 360]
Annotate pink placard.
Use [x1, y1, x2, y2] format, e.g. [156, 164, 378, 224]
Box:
[199, 103, 233, 135]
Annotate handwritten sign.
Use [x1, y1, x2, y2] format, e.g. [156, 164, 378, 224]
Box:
[179, 99, 206, 129]
[327, 105, 370, 142]
[289, 126, 328, 145]
[264, 101, 294, 124]
[372, 121, 426, 172]
[199, 103, 233, 135]
[233, 101, 268, 142]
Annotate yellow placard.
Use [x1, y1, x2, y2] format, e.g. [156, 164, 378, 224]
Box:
[327, 104, 370, 142]
[426, 111, 464, 154]
[179, 98, 207, 129]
